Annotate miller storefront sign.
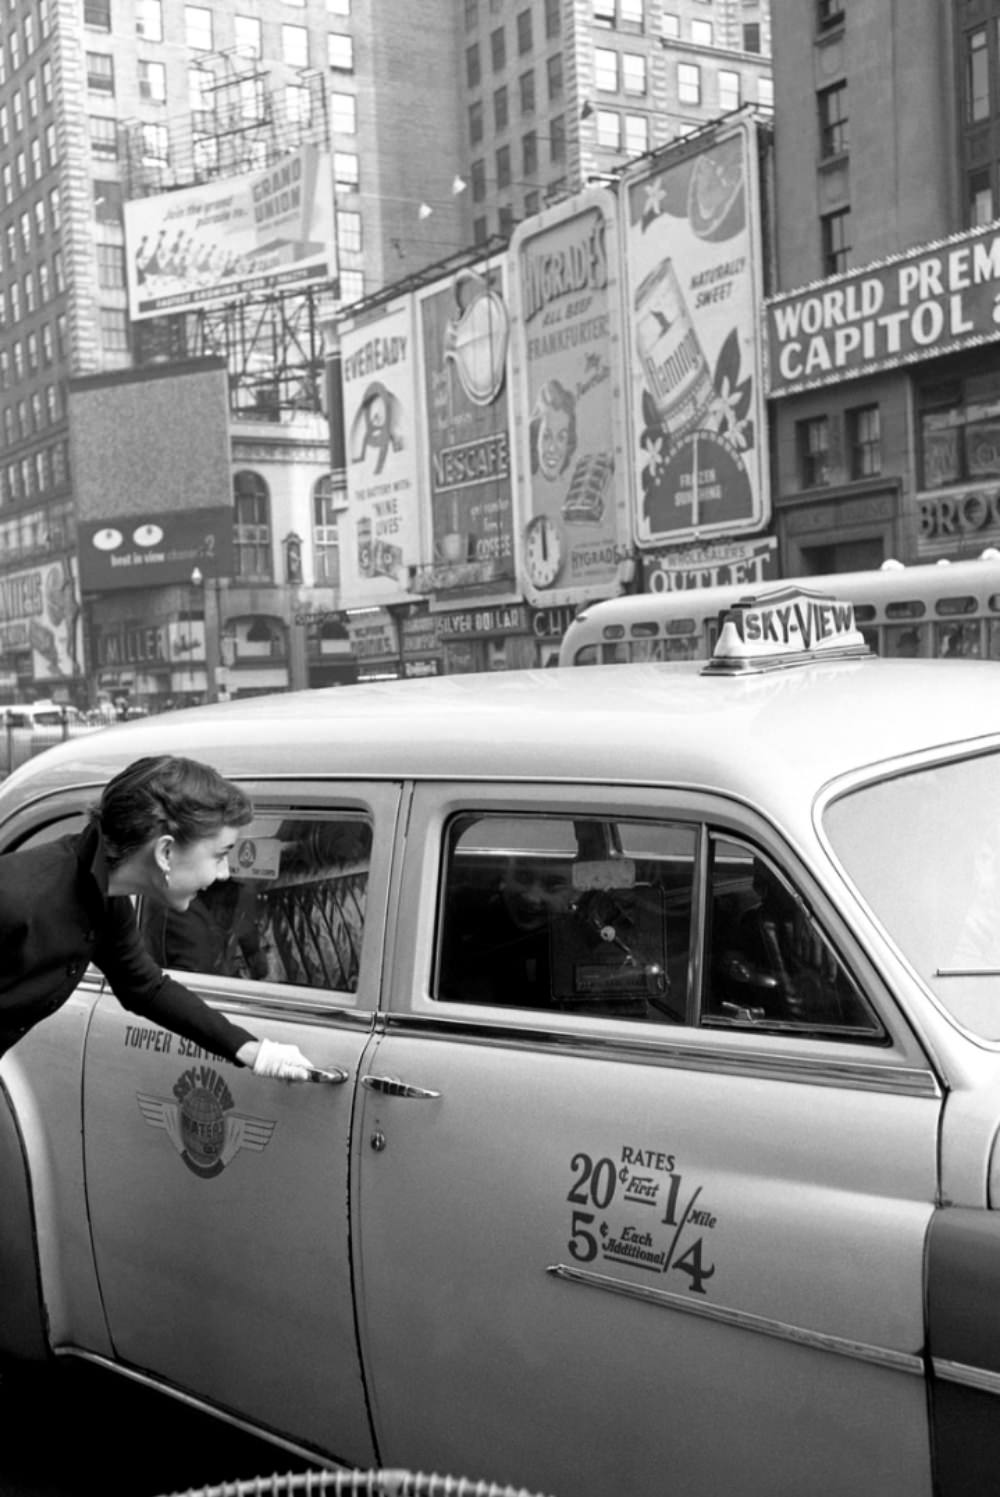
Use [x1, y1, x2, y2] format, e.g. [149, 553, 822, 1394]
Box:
[767, 223, 1000, 397]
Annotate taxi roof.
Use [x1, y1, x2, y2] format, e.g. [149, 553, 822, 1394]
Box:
[4, 657, 998, 827]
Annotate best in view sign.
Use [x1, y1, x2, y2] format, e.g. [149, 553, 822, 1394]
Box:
[767, 222, 1000, 397]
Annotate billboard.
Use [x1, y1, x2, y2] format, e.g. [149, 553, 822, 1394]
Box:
[124, 147, 336, 321]
[767, 222, 1000, 398]
[337, 297, 423, 609]
[510, 189, 630, 607]
[415, 257, 517, 601]
[0, 557, 83, 682]
[78, 506, 234, 592]
[621, 113, 768, 547]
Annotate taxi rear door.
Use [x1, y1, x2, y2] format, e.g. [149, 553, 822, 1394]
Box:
[81, 783, 401, 1467]
[352, 783, 942, 1497]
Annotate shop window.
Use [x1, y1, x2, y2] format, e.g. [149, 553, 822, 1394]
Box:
[140, 812, 372, 994]
[847, 404, 881, 480]
[820, 207, 850, 275]
[818, 81, 847, 156]
[918, 372, 1000, 491]
[797, 415, 830, 488]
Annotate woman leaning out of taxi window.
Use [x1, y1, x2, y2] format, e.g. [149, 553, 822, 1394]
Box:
[0, 753, 316, 1080]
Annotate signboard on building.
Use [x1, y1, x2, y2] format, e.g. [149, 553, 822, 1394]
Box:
[0, 557, 83, 683]
[620, 112, 768, 547]
[510, 189, 630, 606]
[124, 147, 336, 321]
[415, 256, 517, 600]
[767, 221, 1000, 397]
[78, 506, 234, 592]
[338, 296, 423, 609]
[619, 113, 772, 550]
[640, 535, 778, 592]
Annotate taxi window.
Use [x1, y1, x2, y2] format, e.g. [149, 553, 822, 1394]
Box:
[139, 812, 371, 994]
[435, 812, 696, 1023]
[703, 836, 881, 1037]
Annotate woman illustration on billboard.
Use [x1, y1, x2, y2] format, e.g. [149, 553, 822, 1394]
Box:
[529, 379, 578, 482]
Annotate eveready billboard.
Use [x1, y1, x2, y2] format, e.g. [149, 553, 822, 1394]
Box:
[124, 147, 336, 320]
[620, 112, 768, 547]
[767, 222, 1000, 397]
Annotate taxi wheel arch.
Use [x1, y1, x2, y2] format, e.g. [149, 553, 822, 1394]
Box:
[0, 1079, 49, 1362]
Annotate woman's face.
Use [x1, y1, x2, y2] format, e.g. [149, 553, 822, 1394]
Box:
[538, 405, 572, 480]
[162, 826, 241, 912]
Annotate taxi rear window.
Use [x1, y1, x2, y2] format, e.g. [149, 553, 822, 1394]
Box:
[825, 749, 1000, 1040]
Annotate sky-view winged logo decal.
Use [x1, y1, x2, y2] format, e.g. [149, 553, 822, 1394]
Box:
[137, 1064, 277, 1178]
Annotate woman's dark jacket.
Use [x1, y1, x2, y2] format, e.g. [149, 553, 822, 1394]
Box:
[0, 821, 256, 1060]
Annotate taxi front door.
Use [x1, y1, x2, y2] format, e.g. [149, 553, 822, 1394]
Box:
[352, 785, 942, 1497]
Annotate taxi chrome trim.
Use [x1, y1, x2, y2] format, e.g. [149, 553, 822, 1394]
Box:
[383, 1015, 940, 1097]
[205, 996, 376, 1030]
[548, 1265, 926, 1376]
[931, 1359, 1000, 1397]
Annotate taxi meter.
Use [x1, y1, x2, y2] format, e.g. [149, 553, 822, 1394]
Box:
[702, 585, 871, 674]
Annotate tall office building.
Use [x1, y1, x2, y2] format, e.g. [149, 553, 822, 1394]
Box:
[460, 0, 772, 245]
[766, 1, 1000, 586]
[0, 0, 468, 709]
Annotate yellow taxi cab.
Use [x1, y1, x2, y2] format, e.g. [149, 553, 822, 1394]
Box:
[1, 584, 999, 1496]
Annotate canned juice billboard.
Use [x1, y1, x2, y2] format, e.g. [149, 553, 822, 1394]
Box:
[415, 259, 516, 600]
[339, 297, 422, 608]
[510, 190, 630, 607]
[621, 113, 768, 546]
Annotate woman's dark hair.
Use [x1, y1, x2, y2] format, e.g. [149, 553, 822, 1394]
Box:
[91, 755, 253, 867]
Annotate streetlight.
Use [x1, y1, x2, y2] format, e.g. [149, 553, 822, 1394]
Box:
[190, 564, 228, 703]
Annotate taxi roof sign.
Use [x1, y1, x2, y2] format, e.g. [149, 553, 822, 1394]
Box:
[702, 586, 871, 675]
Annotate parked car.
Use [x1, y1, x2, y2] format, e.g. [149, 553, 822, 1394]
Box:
[0, 585, 999, 1496]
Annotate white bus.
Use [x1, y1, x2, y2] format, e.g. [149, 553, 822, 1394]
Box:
[558, 556, 1000, 667]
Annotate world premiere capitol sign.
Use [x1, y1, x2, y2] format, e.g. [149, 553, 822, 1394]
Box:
[766, 221, 1000, 397]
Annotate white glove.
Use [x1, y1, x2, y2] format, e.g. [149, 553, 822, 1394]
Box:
[251, 1038, 315, 1083]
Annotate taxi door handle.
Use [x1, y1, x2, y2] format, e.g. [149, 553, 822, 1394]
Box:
[305, 1066, 350, 1085]
[361, 1074, 441, 1100]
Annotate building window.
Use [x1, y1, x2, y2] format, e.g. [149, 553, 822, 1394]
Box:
[313, 476, 340, 587]
[494, 84, 508, 130]
[233, 472, 272, 581]
[524, 188, 539, 216]
[328, 33, 353, 70]
[594, 47, 619, 92]
[86, 52, 114, 93]
[969, 168, 994, 227]
[522, 129, 537, 175]
[330, 91, 356, 133]
[136, 0, 163, 40]
[234, 15, 261, 56]
[662, 13, 679, 38]
[471, 158, 486, 201]
[491, 26, 506, 70]
[340, 269, 364, 303]
[818, 82, 848, 157]
[333, 151, 359, 189]
[821, 206, 851, 274]
[469, 99, 483, 143]
[718, 70, 740, 110]
[550, 113, 565, 162]
[337, 210, 362, 254]
[327, 0, 351, 12]
[282, 24, 308, 66]
[184, 5, 213, 51]
[100, 308, 129, 352]
[967, 28, 990, 123]
[594, 0, 615, 25]
[84, 0, 111, 29]
[97, 242, 126, 289]
[467, 42, 481, 87]
[918, 373, 1000, 491]
[139, 59, 167, 102]
[596, 109, 621, 149]
[545, 0, 561, 38]
[89, 115, 118, 158]
[473, 216, 488, 245]
[757, 76, 773, 109]
[798, 416, 830, 488]
[622, 52, 646, 94]
[499, 204, 515, 237]
[691, 18, 713, 43]
[520, 69, 535, 113]
[817, 0, 844, 29]
[496, 143, 511, 188]
[547, 52, 563, 101]
[678, 61, 700, 104]
[620, 0, 645, 32]
[848, 405, 881, 479]
[743, 21, 761, 52]
[517, 7, 532, 52]
[41, 61, 52, 104]
[624, 111, 648, 155]
[465, 0, 479, 29]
